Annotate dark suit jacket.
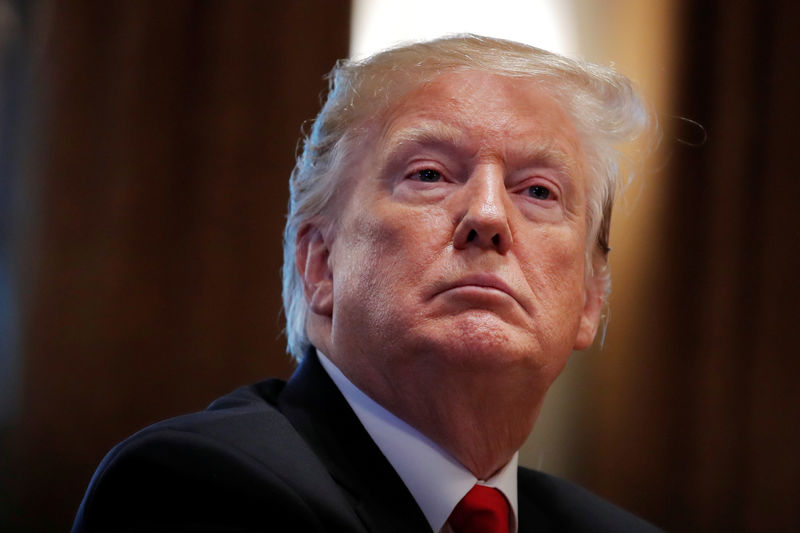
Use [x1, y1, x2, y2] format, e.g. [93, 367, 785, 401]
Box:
[72, 350, 661, 532]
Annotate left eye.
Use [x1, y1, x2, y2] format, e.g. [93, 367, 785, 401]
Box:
[414, 168, 442, 182]
[527, 185, 551, 200]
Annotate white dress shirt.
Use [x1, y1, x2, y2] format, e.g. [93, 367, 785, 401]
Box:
[317, 351, 519, 533]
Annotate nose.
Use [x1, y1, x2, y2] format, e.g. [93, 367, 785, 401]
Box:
[453, 165, 513, 254]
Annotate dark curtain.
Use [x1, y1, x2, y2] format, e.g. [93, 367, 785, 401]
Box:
[582, 1, 800, 531]
[4, 2, 350, 531]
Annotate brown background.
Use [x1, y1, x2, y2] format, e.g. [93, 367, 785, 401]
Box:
[1, 1, 798, 531]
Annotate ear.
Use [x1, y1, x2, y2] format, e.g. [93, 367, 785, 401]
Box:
[295, 223, 334, 317]
[572, 267, 607, 351]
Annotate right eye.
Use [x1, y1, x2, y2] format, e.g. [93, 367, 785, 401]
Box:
[526, 184, 552, 200]
[412, 168, 442, 182]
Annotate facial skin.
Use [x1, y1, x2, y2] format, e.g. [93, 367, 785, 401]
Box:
[298, 70, 605, 479]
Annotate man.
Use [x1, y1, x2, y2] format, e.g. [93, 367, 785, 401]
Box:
[73, 35, 659, 532]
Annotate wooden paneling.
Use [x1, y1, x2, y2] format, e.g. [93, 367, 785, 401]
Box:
[9, 2, 350, 530]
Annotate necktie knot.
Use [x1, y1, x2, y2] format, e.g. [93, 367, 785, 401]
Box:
[448, 484, 510, 533]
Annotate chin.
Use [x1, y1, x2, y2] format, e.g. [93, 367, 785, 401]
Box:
[413, 311, 542, 367]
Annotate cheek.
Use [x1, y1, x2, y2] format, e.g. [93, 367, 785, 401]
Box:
[334, 207, 422, 300]
[344, 202, 448, 264]
[520, 229, 587, 307]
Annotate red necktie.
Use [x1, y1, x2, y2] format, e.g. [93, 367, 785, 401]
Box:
[448, 484, 510, 533]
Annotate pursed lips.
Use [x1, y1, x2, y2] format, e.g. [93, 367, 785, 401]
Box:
[434, 273, 522, 308]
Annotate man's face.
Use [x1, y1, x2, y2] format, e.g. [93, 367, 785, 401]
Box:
[311, 70, 603, 415]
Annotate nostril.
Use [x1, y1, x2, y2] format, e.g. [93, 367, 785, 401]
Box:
[467, 229, 477, 242]
[492, 234, 500, 246]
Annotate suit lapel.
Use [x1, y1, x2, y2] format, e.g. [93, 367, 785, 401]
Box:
[278, 349, 432, 533]
[516, 470, 556, 533]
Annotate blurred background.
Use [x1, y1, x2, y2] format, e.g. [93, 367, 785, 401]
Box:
[1, 1, 798, 531]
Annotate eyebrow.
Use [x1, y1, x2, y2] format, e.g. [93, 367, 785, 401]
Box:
[514, 139, 578, 178]
[384, 121, 464, 160]
[382, 121, 579, 179]
[385, 122, 465, 149]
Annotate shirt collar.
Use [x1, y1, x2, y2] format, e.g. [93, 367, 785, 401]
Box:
[317, 351, 519, 533]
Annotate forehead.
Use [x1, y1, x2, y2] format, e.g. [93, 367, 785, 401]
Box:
[374, 70, 584, 169]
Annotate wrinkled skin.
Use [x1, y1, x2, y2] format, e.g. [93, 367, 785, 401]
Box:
[299, 71, 605, 479]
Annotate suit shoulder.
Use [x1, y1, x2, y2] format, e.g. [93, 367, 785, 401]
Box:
[136, 378, 289, 442]
[72, 379, 361, 533]
[517, 467, 663, 532]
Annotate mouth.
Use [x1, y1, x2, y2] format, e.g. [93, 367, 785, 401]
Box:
[436, 274, 518, 302]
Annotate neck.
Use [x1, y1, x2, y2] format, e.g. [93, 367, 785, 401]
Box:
[399, 381, 542, 479]
[308, 324, 555, 479]
[328, 348, 546, 479]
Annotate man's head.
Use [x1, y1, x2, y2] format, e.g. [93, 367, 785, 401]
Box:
[282, 35, 650, 475]
[284, 35, 649, 362]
